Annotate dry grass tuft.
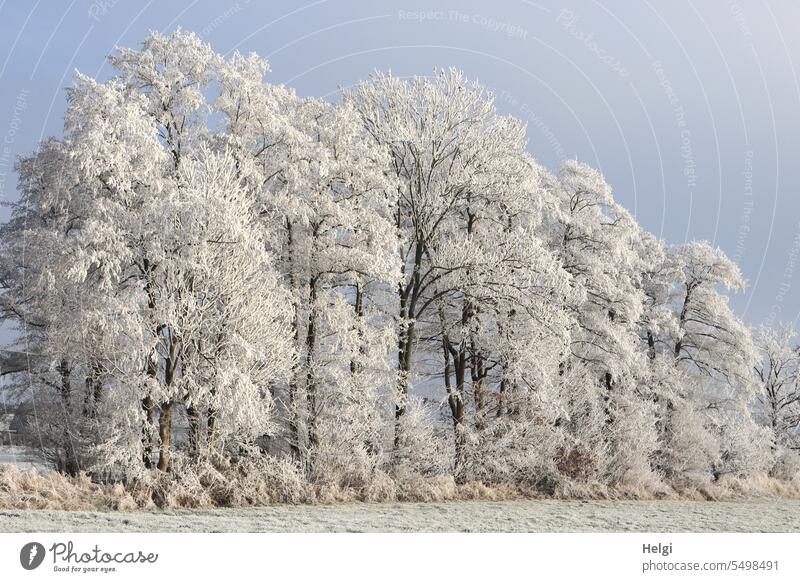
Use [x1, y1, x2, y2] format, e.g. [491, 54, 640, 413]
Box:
[1, 463, 799, 511]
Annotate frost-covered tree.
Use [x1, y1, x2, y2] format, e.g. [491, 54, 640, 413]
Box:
[347, 70, 575, 475]
[0, 138, 100, 475]
[424, 177, 576, 482]
[547, 161, 645, 396]
[629, 239, 761, 482]
[543, 160, 656, 484]
[1, 31, 296, 480]
[0, 29, 794, 501]
[670, 242, 754, 384]
[753, 323, 800, 474]
[213, 54, 400, 477]
[670, 242, 760, 479]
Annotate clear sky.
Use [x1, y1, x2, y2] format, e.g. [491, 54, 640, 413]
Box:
[1, 0, 799, 330]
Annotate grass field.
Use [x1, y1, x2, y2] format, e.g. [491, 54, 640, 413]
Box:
[2, 499, 798, 532]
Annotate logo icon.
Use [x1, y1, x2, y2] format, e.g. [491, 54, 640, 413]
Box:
[20, 542, 45, 570]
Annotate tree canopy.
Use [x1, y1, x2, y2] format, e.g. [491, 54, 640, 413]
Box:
[0, 30, 796, 503]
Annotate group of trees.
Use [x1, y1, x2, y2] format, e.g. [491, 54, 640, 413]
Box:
[0, 30, 797, 500]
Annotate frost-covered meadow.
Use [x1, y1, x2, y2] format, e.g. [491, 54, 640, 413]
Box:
[2, 500, 799, 533]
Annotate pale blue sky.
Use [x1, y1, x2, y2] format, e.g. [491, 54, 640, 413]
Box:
[1, 0, 799, 328]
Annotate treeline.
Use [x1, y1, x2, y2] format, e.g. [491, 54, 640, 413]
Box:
[0, 30, 797, 504]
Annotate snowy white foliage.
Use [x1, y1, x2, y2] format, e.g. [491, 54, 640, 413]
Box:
[0, 30, 796, 503]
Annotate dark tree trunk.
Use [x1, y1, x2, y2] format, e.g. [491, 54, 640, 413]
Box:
[157, 400, 173, 472]
[58, 359, 80, 477]
[141, 257, 158, 470]
[674, 283, 695, 359]
[156, 341, 178, 473]
[207, 384, 218, 452]
[440, 295, 470, 484]
[498, 310, 518, 419]
[83, 359, 102, 420]
[647, 330, 657, 362]
[602, 309, 617, 427]
[350, 282, 365, 376]
[142, 354, 157, 469]
[442, 329, 468, 482]
[394, 241, 424, 457]
[470, 344, 486, 430]
[603, 371, 615, 426]
[187, 405, 202, 458]
[394, 311, 415, 453]
[142, 395, 154, 469]
[285, 219, 302, 461]
[497, 363, 507, 418]
[655, 283, 696, 474]
[305, 276, 319, 456]
[449, 343, 468, 484]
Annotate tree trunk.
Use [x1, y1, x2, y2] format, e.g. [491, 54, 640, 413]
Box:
[157, 400, 173, 472]
[142, 395, 154, 469]
[142, 354, 157, 468]
[58, 359, 80, 477]
[674, 283, 695, 358]
[187, 405, 202, 459]
[394, 315, 415, 453]
[449, 345, 468, 484]
[207, 384, 218, 452]
[470, 344, 486, 430]
[83, 359, 102, 420]
[156, 341, 178, 472]
[656, 284, 695, 473]
[141, 257, 158, 470]
[394, 241, 424, 457]
[603, 371, 615, 426]
[497, 363, 507, 418]
[285, 219, 302, 461]
[440, 295, 470, 484]
[305, 276, 319, 457]
[350, 282, 365, 376]
[647, 330, 657, 362]
[497, 311, 516, 419]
